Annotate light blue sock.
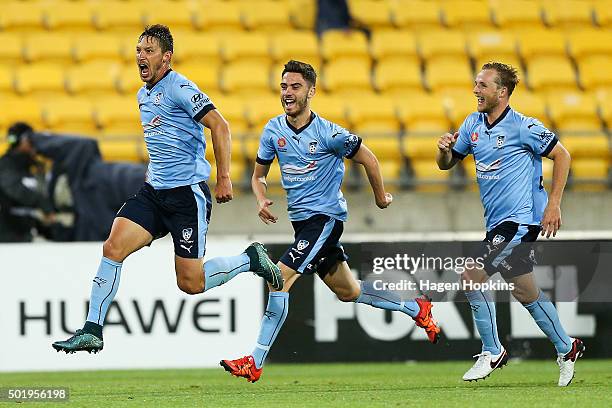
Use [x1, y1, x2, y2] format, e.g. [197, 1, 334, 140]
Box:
[523, 291, 572, 354]
[465, 290, 502, 355]
[86, 257, 122, 326]
[203, 253, 251, 292]
[252, 292, 289, 369]
[354, 280, 419, 318]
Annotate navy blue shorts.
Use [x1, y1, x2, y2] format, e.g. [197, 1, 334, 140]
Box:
[478, 221, 541, 278]
[279, 214, 348, 278]
[117, 182, 212, 259]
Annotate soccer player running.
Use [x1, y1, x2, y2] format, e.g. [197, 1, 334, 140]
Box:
[220, 60, 441, 383]
[52, 25, 282, 354]
[437, 62, 583, 386]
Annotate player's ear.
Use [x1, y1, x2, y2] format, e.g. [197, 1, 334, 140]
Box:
[308, 86, 316, 98]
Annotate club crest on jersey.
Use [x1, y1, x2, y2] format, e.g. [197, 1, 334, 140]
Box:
[297, 240, 310, 251]
[492, 234, 505, 246]
[471, 132, 479, 142]
[182, 228, 193, 242]
[496, 135, 505, 149]
[278, 137, 287, 148]
[308, 141, 318, 154]
[154, 92, 163, 105]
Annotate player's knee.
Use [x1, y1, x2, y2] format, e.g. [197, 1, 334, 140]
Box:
[336, 287, 360, 302]
[177, 276, 203, 295]
[102, 239, 126, 262]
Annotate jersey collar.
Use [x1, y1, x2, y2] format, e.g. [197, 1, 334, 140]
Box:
[145, 68, 173, 92]
[484, 105, 511, 130]
[285, 111, 316, 135]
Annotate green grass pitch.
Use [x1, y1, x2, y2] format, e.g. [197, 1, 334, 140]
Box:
[1, 360, 610, 407]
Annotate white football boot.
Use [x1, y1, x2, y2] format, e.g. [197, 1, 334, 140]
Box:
[463, 346, 508, 382]
[557, 338, 585, 387]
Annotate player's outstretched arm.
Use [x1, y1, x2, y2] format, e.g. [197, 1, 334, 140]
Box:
[541, 142, 571, 238]
[201, 109, 233, 204]
[436, 132, 460, 170]
[351, 143, 392, 209]
[251, 163, 278, 224]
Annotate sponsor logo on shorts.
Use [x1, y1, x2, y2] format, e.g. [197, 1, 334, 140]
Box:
[182, 228, 193, 242]
[288, 252, 300, 263]
[180, 244, 193, 254]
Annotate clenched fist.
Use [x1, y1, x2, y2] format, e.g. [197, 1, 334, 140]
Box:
[438, 132, 459, 153]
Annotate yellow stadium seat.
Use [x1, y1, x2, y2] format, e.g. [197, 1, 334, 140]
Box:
[194, 1, 243, 32]
[242, 134, 262, 163]
[370, 30, 418, 64]
[43, 97, 97, 136]
[578, 56, 612, 91]
[65, 62, 120, 97]
[44, 1, 95, 32]
[347, 96, 400, 135]
[348, 0, 393, 30]
[411, 159, 450, 192]
[425, 58, 473, 93]
[510, 91, 551, 127]
[571, 159, 610, 191]
[374, 59, 423, 95]
[270, 31, 320, 68]
[444, 92, 478, 129]
[593, 0, 612, 27]
[362, 134, 402, 160]
[396, 94, 451, 134]
[542, 0, 594, 30]
[242, 1, 292, 32]
[320, 30, 369, 64]
[311, 95, 349, 129]
[98, 137, 143, 163]
[171, 32, 221, 66]
[492, 0, 544, 30]
[222, 62, 272, 95]
[174, 62, 221, 93]
[207, 160, 248, 187]
[14, 64, 66, 96]
[600, 97, 612, 125]
[561, 134, 610, 159]
[73, 34, 123, 64]
[0, 1, 44, 32]
[93, 1, 146, 32]
[322, 59, 372, 95]
[517, 29, 567, 61]
[568, 29, 612, 62]
[527, 56, 578, 93]
[403, 136, 438, 160]
[0, 34, 24, 65]
[469, 31, 517, 65]
[210, 96, 249, 136]
[95, 97, 141, 136]
[144, 1, 195, 32]
[0, 66, 15, 97]
[289, 0, 316, 30]
[245, 95, 284, 133]
[0, 98, 43, 129]
[418, 30, 467, 64]
[203, 131, 246, 163]
[117, 65, 144, 95]
[442, 1, 494, 31]
[220, 32, 270, 65]
[23, 33, 73, 64]
[392, 0, 441, 32]
[547, 92, 602, 131]
[378, 160, 402, 191]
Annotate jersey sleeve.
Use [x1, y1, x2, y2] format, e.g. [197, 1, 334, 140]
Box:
[520, 117, 558, 156]
[327, 123, 362, 159]
[451, 116, 473, 160]
[256, 125, 276, 165]
[171, 79, 216, 122]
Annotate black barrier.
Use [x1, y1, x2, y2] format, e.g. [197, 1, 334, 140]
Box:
[263, 240, 612, 363]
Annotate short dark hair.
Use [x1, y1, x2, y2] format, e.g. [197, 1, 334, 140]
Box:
[7, 122, 33, 150]
[481, 62, 520, 96]
[139, 24, 173, 53]
[282, 60, 317, 87]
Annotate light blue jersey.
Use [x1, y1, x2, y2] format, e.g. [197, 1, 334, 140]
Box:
[452, 106, 558, 230]
[257, 112, 362, 222]
[137, 70, 215, 189]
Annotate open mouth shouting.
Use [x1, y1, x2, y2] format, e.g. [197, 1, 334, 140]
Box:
[138, 62, 150, 80]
